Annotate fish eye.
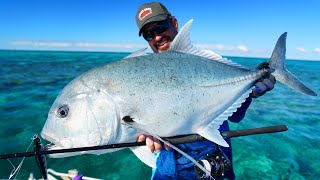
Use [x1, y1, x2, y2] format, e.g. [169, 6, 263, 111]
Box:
[57, 105, 69, 118]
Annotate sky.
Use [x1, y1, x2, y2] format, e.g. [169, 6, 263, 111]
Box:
[1, 0, 319, 60]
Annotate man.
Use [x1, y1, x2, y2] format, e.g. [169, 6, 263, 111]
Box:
[135, 2, 275, 179]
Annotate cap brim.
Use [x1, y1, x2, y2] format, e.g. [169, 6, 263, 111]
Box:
[138, 14, 168, 36]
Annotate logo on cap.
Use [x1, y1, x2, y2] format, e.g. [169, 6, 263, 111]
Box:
[138, 7, 152, 21]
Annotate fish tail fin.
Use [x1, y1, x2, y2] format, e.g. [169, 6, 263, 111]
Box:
[269, 32, 317, 96]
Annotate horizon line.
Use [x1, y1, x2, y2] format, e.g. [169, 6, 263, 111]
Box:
[0, 48, 319, 62]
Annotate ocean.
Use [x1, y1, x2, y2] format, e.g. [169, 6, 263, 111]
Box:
[0, 50, 319, 179]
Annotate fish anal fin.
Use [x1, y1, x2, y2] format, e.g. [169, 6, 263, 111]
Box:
[197, 88, 254, 147]
[197, 125, 229, 147]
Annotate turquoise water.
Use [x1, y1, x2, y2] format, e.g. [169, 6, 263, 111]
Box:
[0, 50, 319, 179]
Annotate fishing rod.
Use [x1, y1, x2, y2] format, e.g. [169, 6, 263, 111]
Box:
[0, 125, 288, 159]
[0, 125, 288, 179]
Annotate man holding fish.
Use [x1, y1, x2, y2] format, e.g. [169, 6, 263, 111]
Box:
[135, 2, 276, 179]
[41, 1, 316, 178]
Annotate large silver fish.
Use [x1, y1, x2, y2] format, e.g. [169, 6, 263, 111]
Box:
[41, 20, 317, 167]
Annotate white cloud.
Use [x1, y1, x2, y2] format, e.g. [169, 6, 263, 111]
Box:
[315, 48, 320, 53]
[74, 42, 145, 49]
[11, 40, 253, 55]
[297, 47, 307, 53]
[236, 45, 248, 52]
[11, 41, 72, 47]
[11, 40, 145, 49]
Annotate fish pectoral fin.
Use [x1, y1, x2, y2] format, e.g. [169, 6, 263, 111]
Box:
[123, 121, 157, 168]
[117, 100, 140, 122]
[122, 120, 150, 132]
[122, 116, 135, 123]
[130, 146, 156, 168]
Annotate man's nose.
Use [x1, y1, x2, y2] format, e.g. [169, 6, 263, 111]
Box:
[153, 33, 164, 42]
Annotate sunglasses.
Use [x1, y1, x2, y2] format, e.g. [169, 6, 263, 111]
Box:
[142, 19, 171, 41]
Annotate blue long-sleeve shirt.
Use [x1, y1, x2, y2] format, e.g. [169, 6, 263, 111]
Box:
[152, 97, 252, 180]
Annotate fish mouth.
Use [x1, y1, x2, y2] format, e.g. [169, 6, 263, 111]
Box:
[41, 132, 79, 158]
[45, 143, 82, 158]
[41, 132, 57, 145]
[41, 132, 70, 150]
[41, 133, 65, 157]
[45, 143, 62, 151]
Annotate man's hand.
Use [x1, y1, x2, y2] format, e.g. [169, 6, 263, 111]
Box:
[251, 62, 276, 98]
[251, 74, 276, 98]
[137, 134, 171, 153]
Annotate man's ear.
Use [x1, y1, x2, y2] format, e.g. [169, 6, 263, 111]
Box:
[172, 17, 178, 30]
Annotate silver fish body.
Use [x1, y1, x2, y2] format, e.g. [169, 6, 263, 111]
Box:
[83, 51, 260, 135]
[42, 51, 259, 145]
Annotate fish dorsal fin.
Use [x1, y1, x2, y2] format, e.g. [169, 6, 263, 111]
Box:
[124, 47, 148, 59]
[168, 19, 194, 53]
[198, 50, 249, 69]
[168, 19, 249, 70]
[197, 87, 254, 147]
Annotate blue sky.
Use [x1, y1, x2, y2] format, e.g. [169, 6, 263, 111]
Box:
[1, 0, 319, 60]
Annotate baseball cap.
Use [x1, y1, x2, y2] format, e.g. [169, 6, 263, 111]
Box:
[136, 2, 171, 36]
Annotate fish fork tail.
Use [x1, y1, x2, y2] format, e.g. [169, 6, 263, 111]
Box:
[269, 32, 317, 96]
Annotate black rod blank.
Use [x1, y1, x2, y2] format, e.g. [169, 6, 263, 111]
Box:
[0, 125, 288, 159]
[221, 125, 288, 139]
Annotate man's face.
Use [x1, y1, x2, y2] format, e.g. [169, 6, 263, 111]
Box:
[141, 18, 178, 53]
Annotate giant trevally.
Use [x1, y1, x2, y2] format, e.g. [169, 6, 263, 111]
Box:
[41, 19, 317, 168]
